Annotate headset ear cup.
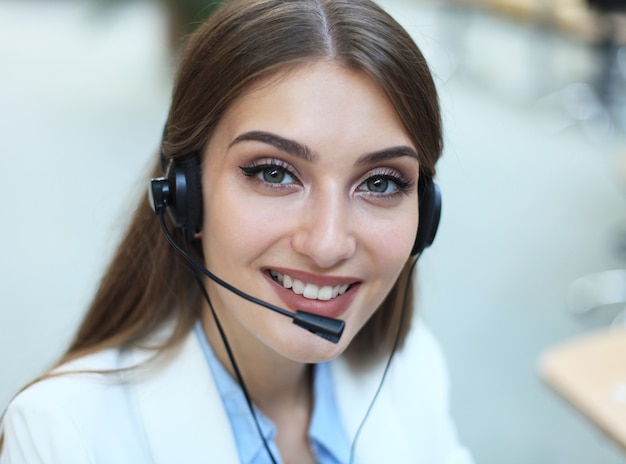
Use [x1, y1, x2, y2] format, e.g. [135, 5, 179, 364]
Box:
[181, 157, 203, 236]
[164, 155, 203, 241]
[411, 182, 441, 256]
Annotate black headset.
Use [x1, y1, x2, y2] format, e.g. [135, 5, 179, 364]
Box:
[151, 154, 441, 256]
[149, 151, 441, 464]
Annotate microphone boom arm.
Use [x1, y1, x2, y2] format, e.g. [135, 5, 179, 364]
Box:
[156, 211, 344, 343]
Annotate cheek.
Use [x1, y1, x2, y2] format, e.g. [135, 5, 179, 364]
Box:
[202, 188, 292, 266]
[359, 207, 418, 267]
[348, 210, 417, 307]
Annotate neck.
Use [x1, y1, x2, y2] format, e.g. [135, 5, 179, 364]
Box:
[200, 309, 313, 414]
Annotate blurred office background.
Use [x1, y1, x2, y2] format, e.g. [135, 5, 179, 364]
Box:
[1, 0, 625, 462]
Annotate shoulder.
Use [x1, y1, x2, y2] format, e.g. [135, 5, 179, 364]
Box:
[1, 348, 150, 463]
[10, 347, 131, 411]
[332, 318, 474, 464]
[393, 317, 451, 397]
[8, 347, 121, 410]
[333, 317, 450, 395]
[7, 319, 182, 412]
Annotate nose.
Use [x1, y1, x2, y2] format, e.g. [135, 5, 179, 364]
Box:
[291, 191, 357, 269]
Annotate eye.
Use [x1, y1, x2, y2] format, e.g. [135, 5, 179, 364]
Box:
[260, 166, 293, 184]
[358, 172, 413, 197]
[239, 161, 298, 186]
[364, 176, 394, 194]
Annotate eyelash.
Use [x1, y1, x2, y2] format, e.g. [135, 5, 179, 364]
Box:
[359, 168, 414, 198]
[239, 159, 299, 188]
[239, 159, 415, 198]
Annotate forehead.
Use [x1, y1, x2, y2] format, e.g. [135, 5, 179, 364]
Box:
[211, 61, 413, 154]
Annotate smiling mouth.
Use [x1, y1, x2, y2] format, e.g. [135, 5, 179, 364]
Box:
[268, 270, 354, 301]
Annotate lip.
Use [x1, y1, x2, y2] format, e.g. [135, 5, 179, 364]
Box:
[262, 267, 361, 319]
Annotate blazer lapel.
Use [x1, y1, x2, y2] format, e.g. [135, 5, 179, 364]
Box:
[332, 349, 418, 463]
[128, 327, 239, 463]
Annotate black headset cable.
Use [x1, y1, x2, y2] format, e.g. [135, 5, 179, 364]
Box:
[159, 210, 418, 464]
[160, 212, 279, 464]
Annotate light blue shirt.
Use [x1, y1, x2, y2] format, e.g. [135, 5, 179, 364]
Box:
[194, 321, 351, 464]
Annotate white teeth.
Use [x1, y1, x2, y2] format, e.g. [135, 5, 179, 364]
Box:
[317, 286, 333, 301]
[270, 271, 351, 301]
[303, 283, 318, 299]
[291, 279, 305, 295]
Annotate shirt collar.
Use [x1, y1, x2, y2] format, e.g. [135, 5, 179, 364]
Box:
[194, 320, 350, 464]
[195, 321, 277, 463]
[310, 361, 351, 463]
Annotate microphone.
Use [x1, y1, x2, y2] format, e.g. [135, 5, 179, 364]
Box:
[153, 203, 345, 343]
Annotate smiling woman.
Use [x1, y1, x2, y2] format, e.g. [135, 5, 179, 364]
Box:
[198, 62, 421, 365]
[0, 1, 473, 463]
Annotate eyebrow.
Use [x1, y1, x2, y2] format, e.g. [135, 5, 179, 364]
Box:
[354, 146, 419, 167]
[229, 130, 419, 166]
[229, 131, 317, 162]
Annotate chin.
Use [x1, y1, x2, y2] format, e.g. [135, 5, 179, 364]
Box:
[270, 325, 351, 363]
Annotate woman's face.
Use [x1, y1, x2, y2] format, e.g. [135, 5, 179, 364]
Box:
[200, 61, 420, 362]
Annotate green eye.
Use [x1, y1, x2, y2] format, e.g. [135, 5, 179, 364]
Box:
[240, 162, 297, 185]
[362, 175, 397, 194]
[263, 167, 286, 183]
[357, 172, 413, 198]
[366, 177, 390, 193]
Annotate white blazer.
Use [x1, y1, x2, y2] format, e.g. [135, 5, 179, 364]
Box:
[1, 319, 473, 464]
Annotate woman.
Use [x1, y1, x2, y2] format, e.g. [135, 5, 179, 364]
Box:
[0, 0, 473, 462]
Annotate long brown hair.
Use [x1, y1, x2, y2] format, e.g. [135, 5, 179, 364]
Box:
[0, 1, 443, 451]
[63, 0, 443, 367]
